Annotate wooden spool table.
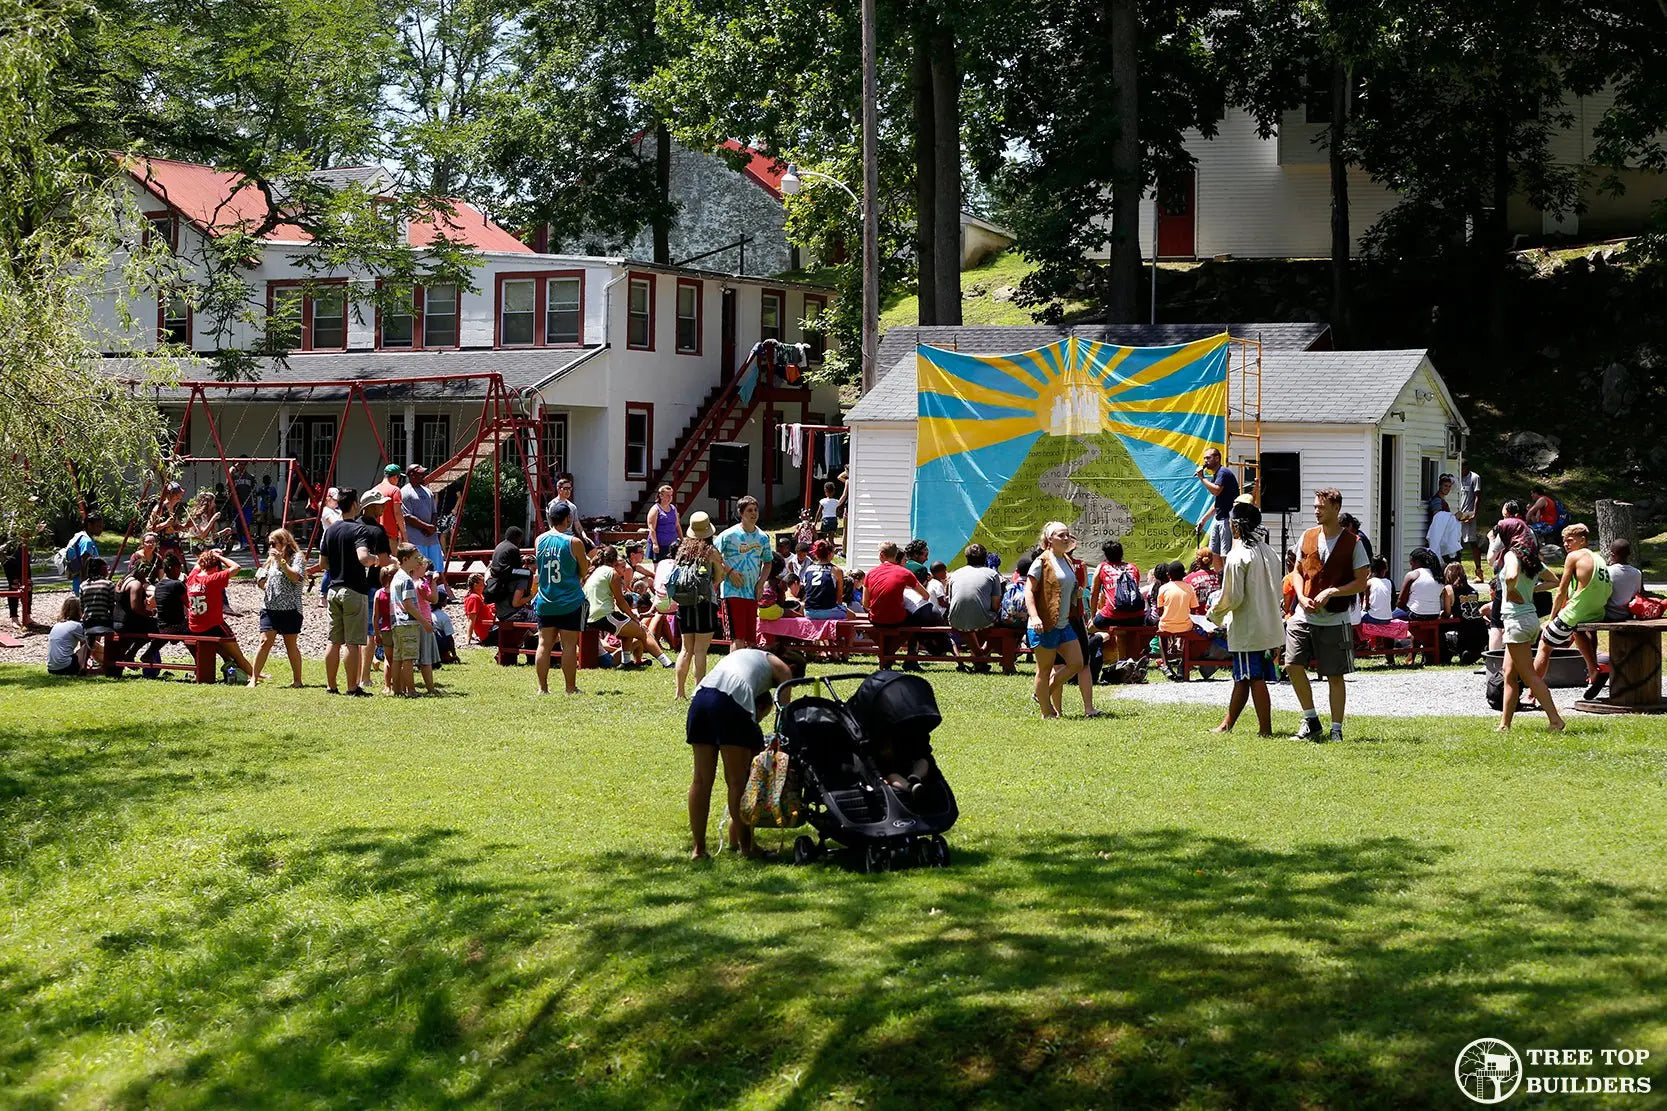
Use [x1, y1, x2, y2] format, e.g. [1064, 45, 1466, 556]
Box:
[1574, 619, 1667, 714]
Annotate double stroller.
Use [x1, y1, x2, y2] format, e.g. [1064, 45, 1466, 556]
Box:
[772, 670, 958, 872]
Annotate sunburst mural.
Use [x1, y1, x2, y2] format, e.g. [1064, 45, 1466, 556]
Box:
[911, 334, 1230, 569]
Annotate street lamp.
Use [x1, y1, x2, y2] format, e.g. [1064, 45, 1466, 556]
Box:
[780, 164, 860, 206]
[780, 160, 877, 393]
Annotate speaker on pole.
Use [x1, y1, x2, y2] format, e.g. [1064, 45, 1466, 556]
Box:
[1258, 452, 1302, 514]
[708, 442, 750, 501]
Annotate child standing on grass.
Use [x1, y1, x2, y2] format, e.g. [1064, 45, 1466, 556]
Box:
[387, 544, 430, 697]
[373, 566, 396, 689]
[413, 560, 440, 693]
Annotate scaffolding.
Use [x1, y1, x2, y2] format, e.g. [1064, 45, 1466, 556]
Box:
[1225, 337, 1264, 504]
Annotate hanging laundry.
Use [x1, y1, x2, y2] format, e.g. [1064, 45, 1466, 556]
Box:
[822, 431, 845, 472]
[785, 424, 805, 469]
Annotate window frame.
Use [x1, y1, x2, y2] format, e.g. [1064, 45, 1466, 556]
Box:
[760, 288, 787, 342]
[285, 415, 339, 485]
[157, 289, 192, 348]
[624, 401, 654, 481]
[540, 412, 569, 476]
[494, 270, 586, 349]
[266, 279, 350, 353]
[626, 271, 656, 352]
[385, 414, 410, 468]
[422, 282, 460, 349]
[415, 414, 451, 472]
[674, 278, 702, 356]
[545, 275, 583, 346]
[801, 293, 827, 363]
[375, 280, 425, 351]
[143, 211, 179, 252]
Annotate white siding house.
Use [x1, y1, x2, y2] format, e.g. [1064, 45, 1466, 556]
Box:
[844, 325, 1466, 576]
[1111, 94, 1667, 260]
[99, 158, 839, 528]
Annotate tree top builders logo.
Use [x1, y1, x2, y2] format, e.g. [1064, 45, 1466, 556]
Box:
[1455, 1038, 1654, 1103]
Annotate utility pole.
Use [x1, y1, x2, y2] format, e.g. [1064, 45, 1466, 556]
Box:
[861, 0, 880, 394]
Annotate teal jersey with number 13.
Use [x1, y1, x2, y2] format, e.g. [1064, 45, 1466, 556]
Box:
[535, 530, 583, 615]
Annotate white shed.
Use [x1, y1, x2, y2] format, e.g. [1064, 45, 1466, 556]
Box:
[844, 325, 1467, 576]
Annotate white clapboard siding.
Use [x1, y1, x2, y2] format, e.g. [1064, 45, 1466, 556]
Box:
[1392, 362, 1463, 559]
[846, 421, 917, 571]
[1129, 108, 1403, 259]
[1257, 423, 1375, 542]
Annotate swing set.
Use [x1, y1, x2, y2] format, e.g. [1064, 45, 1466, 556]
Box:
[111, 371, 554, 574]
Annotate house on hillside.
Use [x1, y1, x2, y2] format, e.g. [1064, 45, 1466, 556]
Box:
[593, 135, 1018, 278]
[1119, 92, 1667, 260]
[100, 157, 840, 528]
[844, 324, 1467, 575]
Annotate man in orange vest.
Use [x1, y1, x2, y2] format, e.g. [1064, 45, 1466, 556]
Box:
[1286, 486, 1371, 742]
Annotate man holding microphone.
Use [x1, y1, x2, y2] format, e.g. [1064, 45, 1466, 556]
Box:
[1194, 447, 1240, 556]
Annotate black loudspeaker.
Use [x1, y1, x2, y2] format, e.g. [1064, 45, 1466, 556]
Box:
[1259, 452, 1302, 514]
[708, 442, 751, 500]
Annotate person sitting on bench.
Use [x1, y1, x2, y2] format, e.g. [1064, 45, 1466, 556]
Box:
[186, 548, 257, 680]
[865, 541, 936, 671]
[1394, 548, 1449, 620]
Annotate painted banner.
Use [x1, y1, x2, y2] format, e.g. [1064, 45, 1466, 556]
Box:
[911, 334, 1230, 573]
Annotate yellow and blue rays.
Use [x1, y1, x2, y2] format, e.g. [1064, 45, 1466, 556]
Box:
[911, 334, 1229, 559]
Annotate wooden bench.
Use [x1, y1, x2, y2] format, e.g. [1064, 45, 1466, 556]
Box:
[868, 623, 1022, 674]
[1167, 631, 1232, 682]
[107, 631, 224, 682]
[1405, 617, 1462, 666]
[494, 620, 602, 668]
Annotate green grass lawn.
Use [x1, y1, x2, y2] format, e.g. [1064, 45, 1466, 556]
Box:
[3, 657, 1665, 1108]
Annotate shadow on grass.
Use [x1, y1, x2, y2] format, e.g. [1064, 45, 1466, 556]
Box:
[4, 824, 1664, 1109]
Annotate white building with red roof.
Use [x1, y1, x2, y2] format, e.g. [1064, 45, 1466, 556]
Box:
[99, 157, 840, 531]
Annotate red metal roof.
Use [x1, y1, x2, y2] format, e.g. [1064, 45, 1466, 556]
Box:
[718, 140, 788, 199]
[122, 156, 531, 253]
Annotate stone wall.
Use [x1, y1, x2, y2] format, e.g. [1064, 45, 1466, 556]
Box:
[618, 137, 793, 276]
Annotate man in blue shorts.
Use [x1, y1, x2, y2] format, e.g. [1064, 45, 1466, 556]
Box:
[1207, 501, 1285, 735]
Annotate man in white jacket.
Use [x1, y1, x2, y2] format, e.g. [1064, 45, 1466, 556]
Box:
[1206, 500, 1286, 735]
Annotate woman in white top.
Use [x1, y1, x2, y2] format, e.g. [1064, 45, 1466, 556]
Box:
[1396, 548, 1449, 620]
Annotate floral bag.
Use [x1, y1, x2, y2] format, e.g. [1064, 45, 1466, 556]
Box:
[741, 737, 804, 828]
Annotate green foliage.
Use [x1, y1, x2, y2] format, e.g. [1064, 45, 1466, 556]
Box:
[1, 663, 1665, 1105]
[458, 455, 528, 547]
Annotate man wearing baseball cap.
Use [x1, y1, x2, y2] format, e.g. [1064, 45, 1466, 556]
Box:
[402, 464, 444, 571]
[373, 463, 407, 546]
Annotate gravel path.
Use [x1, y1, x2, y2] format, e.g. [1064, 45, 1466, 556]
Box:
[0, 575, 339, 668]
[1107, 664, 1645, 718]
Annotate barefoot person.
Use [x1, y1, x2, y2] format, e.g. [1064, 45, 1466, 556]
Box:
[686, 648, 799, 860]
[1207, 501, 1284, 735]
[249, 528, 307, 687]
[1286, 488, 1370, 743]
[533, 502, 590, 695]
[1495, 519, 1564, 732]
[1024, 521, 1086, 719]
[1535, 523, 1612, 700]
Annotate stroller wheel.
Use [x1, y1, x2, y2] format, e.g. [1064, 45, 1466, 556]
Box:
[793, 835, 817, 866]
[930, 835, 951, 868]
[863, 843, 890, 874]
[911, 839, 933, 868]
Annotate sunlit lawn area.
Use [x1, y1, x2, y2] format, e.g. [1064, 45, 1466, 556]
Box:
[2, 656, 1664, 1108]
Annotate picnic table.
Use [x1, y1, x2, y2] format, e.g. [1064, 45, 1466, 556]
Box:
[1574, 619, 1667, 714]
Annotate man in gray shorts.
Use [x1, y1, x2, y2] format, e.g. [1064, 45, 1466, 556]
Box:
[1286, 486, 1370, 742]
[320, 487, 390, 696]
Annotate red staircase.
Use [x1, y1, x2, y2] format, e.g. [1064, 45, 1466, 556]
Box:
[627, 355, 763, 521]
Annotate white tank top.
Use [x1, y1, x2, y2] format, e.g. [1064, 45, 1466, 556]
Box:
[1407, 568, 1444, 615]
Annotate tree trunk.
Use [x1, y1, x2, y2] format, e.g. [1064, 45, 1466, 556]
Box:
[652, 120, 672, 264]
[930, 24, 962, 325]
[913, 21, 938, 326]
[1105, 0, 1142, 324]
[1328, 60, 1352, 344]
[1485, 114, 1511, 356]
[1596, 499, 1638, 557]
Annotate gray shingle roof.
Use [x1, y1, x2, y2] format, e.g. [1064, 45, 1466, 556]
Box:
[846, 343, 1437, 427]
[105, 347, 603, 403]
[872, 322, 1331, 385]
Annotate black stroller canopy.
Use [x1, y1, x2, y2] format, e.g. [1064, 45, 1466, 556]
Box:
[847, 671, 943, 736]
